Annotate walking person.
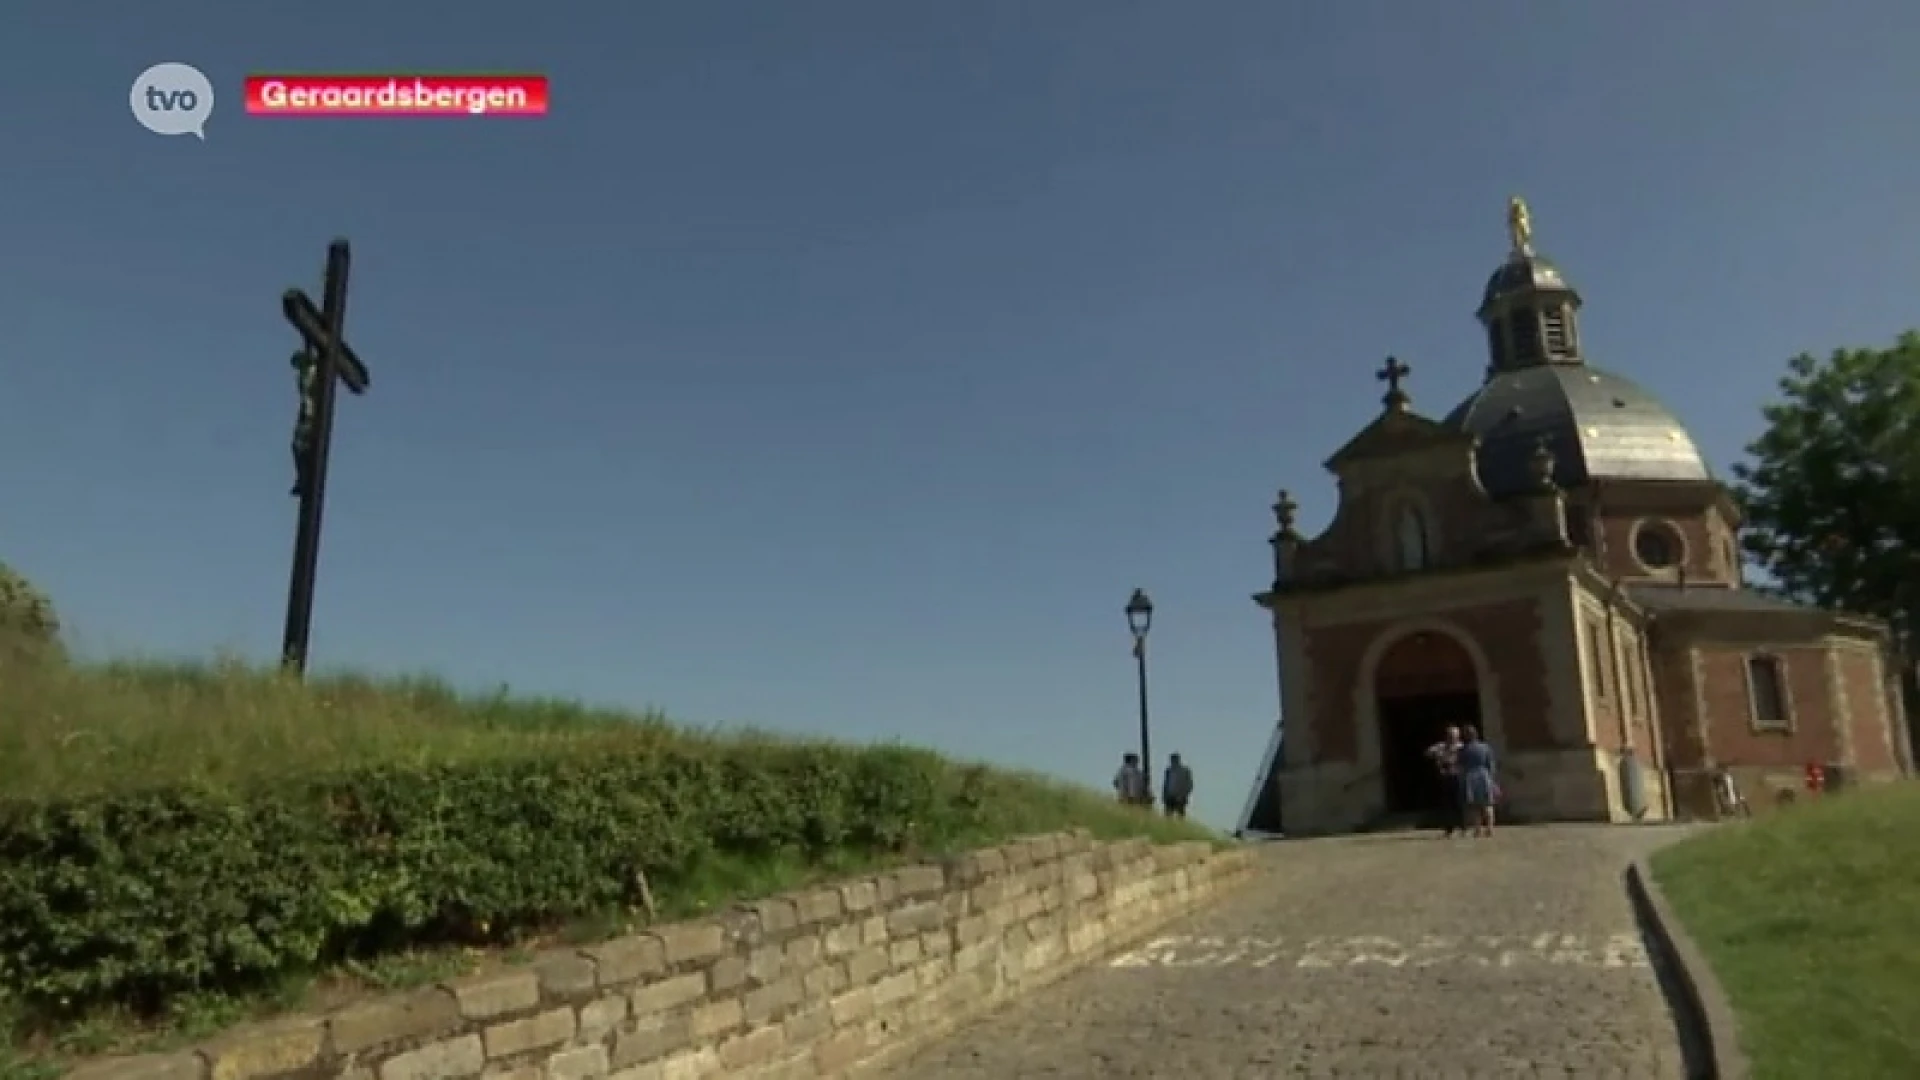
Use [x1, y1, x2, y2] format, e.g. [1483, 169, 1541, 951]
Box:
[1161, 753, 1194, 819]
[1113, 752, 1148, 807]
[1424, 725, 1466, 837]
[1458, 725, 1499, 838]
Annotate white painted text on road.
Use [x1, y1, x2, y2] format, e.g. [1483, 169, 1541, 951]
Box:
[1107, 932, 1652, 971]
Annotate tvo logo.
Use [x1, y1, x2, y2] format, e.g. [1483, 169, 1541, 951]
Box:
[131, 62, 214, 139]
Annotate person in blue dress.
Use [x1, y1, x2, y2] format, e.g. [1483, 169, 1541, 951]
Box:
[1457, 725, 1498, 838]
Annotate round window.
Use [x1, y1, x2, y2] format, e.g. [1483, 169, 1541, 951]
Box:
[1634, 521, 1680, 570]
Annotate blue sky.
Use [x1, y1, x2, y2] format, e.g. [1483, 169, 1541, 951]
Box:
[3, 3, 1916, 829]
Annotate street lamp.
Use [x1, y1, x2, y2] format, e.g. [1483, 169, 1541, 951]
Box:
[1125, 588, 1155, 804]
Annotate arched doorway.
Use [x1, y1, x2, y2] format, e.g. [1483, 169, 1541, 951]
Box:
[1374, 630, 1482, 818]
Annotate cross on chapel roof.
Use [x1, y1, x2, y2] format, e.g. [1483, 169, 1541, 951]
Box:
[1376, 355, 1411, 411]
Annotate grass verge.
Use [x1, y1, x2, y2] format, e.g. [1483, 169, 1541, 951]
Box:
[1650, 781, 1920, 1080]
[0, 655, 1217, 1077]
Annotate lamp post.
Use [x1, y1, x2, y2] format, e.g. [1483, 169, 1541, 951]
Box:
[1125, 588, 1155, 805]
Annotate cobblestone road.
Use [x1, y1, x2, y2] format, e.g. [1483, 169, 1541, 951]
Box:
[885, 825, 1705, 1079]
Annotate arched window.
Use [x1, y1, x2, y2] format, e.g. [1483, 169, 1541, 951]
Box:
[1394, 505, 1430, 571]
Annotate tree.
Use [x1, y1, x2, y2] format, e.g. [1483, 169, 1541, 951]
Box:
[0, 559, 62, 663]
[1731, 331, 1920, 636]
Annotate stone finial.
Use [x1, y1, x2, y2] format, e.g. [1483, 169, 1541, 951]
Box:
[1272, 489, 1300, 536]
[1529, 438, 1558, 491]
[1270, 489, 1302, 587]
[1376, 356, 1411, 412]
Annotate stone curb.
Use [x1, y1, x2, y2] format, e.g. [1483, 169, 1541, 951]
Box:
[1625, 858, 1749, 1080]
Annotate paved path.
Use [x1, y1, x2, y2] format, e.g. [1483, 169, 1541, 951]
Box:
[885, 825, 1705, 1079]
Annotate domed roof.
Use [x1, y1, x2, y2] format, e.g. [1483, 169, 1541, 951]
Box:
[1480, 253, 1572, 311]
[1443, 364, 1711, 497]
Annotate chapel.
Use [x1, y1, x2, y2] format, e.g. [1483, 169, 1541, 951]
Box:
[1237, 199, 1914, 837]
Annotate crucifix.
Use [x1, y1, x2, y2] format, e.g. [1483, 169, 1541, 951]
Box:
[279, 238, 373, 677]
[1376, 355, 1411, 409]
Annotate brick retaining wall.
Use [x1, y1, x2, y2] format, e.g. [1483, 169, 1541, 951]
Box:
[68, 830, 1257, 1080]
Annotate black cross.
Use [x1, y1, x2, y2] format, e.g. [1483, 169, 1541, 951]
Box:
[1376, 355, 1412, 410]
[1376, 355, 1410, 394]
[279, 238, 372, 677]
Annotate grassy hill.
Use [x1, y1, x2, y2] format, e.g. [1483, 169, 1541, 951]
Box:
[1651, 780, 1920, 1080]
[0, 654, 1214, 1071]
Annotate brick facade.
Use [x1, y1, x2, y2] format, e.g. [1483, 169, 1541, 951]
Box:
[1248, 393, 1910, 836]
[1580, 488, 1743, 588]
[1238, 218, 1911, 838]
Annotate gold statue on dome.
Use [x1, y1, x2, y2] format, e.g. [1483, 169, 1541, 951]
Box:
[1507, 195, 1534, 256]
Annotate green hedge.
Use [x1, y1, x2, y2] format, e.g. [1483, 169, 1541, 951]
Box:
[0, 736, 988, 1014]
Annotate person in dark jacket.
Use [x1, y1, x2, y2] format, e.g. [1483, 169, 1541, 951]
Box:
[1161, 753, 1194, 818]
[1425, 725, 1465, 836]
